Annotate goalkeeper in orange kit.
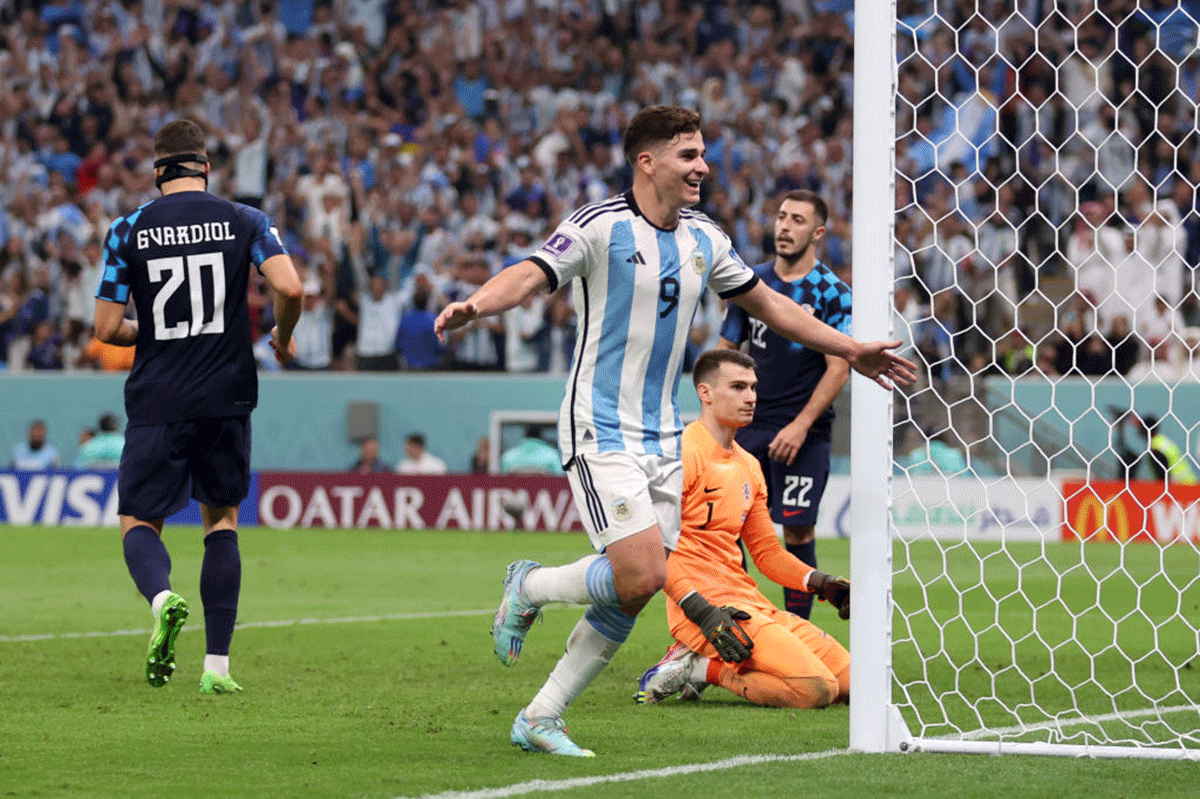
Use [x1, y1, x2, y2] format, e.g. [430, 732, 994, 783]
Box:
[635, 348, 851, 708]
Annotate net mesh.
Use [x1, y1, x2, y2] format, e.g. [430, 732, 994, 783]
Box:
[888, 1, 1200, 752]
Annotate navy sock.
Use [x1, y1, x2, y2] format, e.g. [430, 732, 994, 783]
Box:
[785, 539, 817, 619]
[200, 529, 241, 657]
[123, 525, 172, 604]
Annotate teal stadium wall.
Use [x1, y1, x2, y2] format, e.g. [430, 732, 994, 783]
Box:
[4, 373, 1194, 475]
[0, 373, 702, 473]
[982, 376, 1200, 475]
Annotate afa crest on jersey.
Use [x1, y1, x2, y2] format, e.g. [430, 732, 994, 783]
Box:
[612, 497, 632, 522]
[692, 252, 706, 274]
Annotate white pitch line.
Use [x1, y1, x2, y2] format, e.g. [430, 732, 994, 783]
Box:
[394, 750, 848, 799]
[0, 608, 494, 643]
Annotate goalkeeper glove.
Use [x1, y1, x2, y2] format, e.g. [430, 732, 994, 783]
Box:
[678, 591, 754, 663]
[808, 571, 851, 619]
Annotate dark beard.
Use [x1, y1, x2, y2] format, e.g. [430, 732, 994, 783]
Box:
[777, 241, 810, 265]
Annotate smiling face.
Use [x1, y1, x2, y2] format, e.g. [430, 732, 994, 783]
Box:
[624, 105, 707, 224]
[639, 130, 709, 218]
[774, 198, 825, 263]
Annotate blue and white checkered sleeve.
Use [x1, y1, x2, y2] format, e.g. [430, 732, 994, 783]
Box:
[96, 218, 130, 304]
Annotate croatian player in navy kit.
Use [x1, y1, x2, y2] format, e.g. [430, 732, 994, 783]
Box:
[435, 106, 915, 756]
[719, 190, 848, 619]
[94, 119, 303, 693]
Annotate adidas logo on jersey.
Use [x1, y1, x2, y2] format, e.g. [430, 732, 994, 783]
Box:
[625, 251, 646, 265]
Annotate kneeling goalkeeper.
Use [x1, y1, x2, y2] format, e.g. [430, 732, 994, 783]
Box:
[636, 348, 851, 708]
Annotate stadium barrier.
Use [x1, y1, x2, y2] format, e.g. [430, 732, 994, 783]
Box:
[0, 470, 578, 531]
[1063, 480, 1200, 545]
[8, 469, 1194, 543]
[820, 475, 1060, 542]
[257, 472, 580, 530]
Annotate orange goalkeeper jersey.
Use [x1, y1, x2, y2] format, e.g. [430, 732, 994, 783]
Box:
[665, 421, 816, 630]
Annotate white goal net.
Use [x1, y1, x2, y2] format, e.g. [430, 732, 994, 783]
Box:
[850, 0, 1200, 759]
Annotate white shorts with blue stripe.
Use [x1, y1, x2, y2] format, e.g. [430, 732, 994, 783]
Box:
[566, 450, 683, 553]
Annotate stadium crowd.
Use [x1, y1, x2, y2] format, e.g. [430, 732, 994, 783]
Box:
[1, 0, 1199, 384]
[893, 0, 1200, 384]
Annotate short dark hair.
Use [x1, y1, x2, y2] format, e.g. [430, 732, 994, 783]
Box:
[98, 412, 119, 433]
[692, 349, 756, 388]
[781, 189, 828, 225]
[154, 119, 206, 159]
[623, 105, 702, 166]
[406, 432, 426, 447]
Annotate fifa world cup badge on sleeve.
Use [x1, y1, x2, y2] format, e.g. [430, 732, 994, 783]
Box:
[542, 233, 575, 256]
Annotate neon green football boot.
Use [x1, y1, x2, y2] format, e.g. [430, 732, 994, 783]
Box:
[146, 592, 188, 687]
[199, 671, 243, 694]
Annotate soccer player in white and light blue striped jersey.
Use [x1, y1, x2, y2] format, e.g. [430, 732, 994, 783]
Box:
[435, 105, 916, 757]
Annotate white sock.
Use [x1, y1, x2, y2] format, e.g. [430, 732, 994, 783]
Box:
[690, 657, 711, 685]
[150, 589, 172, 617]
[522, 554, 603, 606]
[525, 613, 623, 720]
[204, 654, 230, 677]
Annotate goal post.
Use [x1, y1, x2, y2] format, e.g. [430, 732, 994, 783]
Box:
[849, 0, 905, 755]
[849, 0, 1200, 760]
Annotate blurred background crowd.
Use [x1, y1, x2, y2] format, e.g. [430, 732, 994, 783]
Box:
[1, 0, 1199, 389]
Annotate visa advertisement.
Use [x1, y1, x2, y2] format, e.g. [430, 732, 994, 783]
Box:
[0, 470, 259, 526]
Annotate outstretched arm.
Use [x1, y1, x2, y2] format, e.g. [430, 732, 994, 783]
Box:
[434, 259, 549, 341]
[729, 280, 916, 389]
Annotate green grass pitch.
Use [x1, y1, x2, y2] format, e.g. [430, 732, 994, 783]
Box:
[1, 525, 1197, 799]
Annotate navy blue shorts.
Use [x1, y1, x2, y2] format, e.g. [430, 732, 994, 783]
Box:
[118, 415, 252, 520]
[734, 425, 831, 527]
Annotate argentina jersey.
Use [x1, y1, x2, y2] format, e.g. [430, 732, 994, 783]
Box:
[720, 260, 852, 432]
[97, 191, 287, 426]
[529, 191, 758, 465]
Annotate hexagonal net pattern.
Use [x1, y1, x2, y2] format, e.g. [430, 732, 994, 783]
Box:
[886, 0, 1200, 756]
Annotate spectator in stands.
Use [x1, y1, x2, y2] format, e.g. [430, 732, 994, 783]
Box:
[26, 320, 62, 370]
[994, 327, 1035, 377]
[470, 436, 491, 475]
[227, 112, 271, 210]
[539, 292, 576, 374]
[1115, 412, 1198, 486]
[444, 253, 502, 370]
[9, 419, 61, 470]
[341, 272, 402, 371]
[396, 276, 446, 370]
[499, 426, 564, 476]
[503, 292, 545, 373]
[396, 432, 447, 475]
[288, 272, 334, 371]
[350, 437, 389, 474]
[75, 412, 123, 469]
[897, 429, 969, 477]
